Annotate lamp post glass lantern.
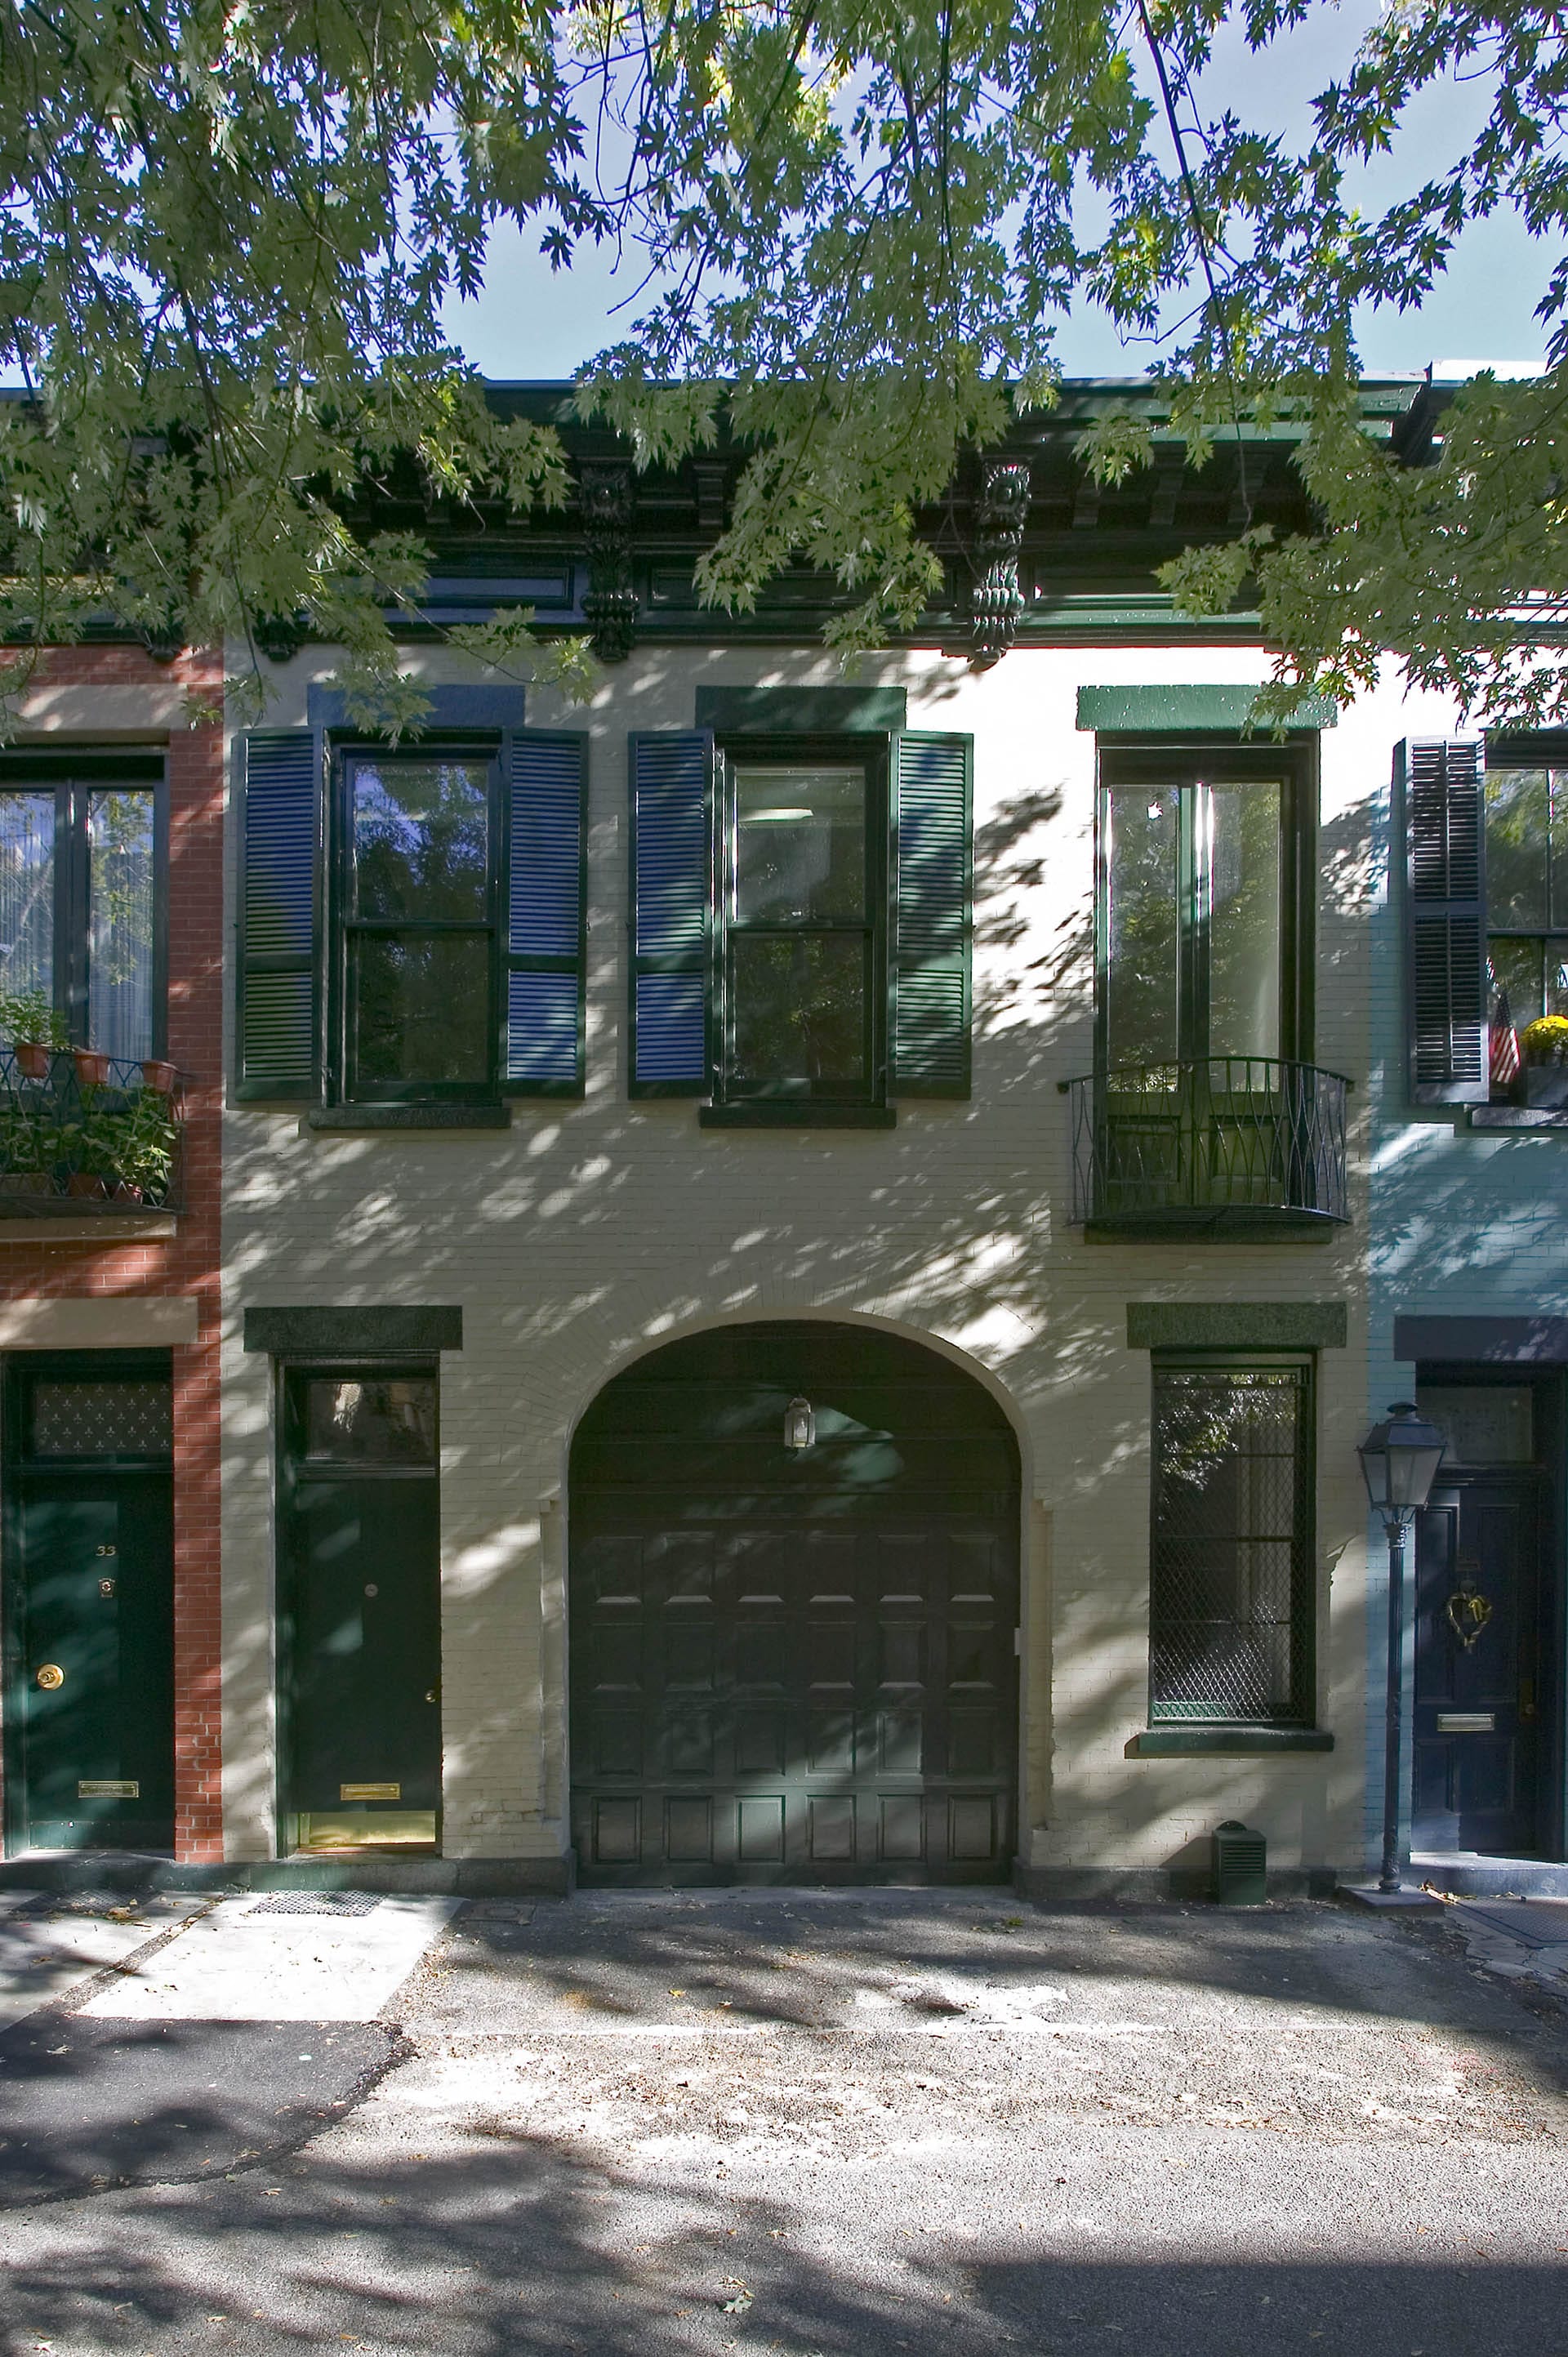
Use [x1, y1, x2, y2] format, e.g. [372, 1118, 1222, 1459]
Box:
[1357, 1402, 1447, 1895]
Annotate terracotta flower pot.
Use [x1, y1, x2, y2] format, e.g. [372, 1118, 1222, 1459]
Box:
[140, 1059, 176, 1094]
[13, 1043, 51, 1080]
[67, 1173, 109, 1199]
[73, 1049, 110, 1088]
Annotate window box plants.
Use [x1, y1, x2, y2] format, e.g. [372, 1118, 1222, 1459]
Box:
[1521, 1016, 1568, 1108]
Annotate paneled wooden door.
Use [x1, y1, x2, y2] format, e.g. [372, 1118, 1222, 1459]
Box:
[4, 1357, 175, 1854]
[1413, 1476, 1545, 1857]
[569, 1323, 1021, 1886]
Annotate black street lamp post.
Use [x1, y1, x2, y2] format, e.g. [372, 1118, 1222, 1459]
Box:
[1357, 1401, 1447, 1895]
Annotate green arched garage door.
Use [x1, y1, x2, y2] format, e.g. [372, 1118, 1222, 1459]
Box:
[568, 1322, 1021, 1885]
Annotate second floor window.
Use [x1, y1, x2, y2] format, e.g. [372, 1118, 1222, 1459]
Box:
[0, 760, 163, 1062]
[718, 747, 884, 1106]
[340, 753, 497, 1100]
[1484, 760, 1568, 1036]
[1098, 746, 1310, 1075]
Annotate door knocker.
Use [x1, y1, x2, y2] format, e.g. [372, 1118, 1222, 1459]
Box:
[1446, 1584, 1494, 1651]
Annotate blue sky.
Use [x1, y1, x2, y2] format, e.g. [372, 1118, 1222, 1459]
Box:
[442, 7, 1552, 383]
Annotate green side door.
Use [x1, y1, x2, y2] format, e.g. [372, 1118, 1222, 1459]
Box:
[280, 1367, 442, 1848]
[6, 1359, 175, 1854]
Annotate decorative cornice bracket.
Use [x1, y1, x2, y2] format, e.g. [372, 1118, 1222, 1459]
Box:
[969, 460, 1031, 667]
[579, 461, 639, 662]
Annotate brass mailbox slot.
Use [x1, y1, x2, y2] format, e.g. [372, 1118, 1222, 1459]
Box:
[1437, 1711, 1495, 1734]
[340, 1781, 401, 1801]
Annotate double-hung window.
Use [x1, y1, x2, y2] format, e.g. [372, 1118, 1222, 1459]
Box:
[1484, 757, 1568, 1046]
[235, 705, 588, 1108]
[627, 714, 972, 1121]
[1148, 1356, 1316, 1726]
[339, 751, 498, 1101]
[0, 755, 164, 1060]
[718, 739, 885, 1108]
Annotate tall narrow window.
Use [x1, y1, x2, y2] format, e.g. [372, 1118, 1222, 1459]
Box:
[1149, 1360, 1314, 1725]
[343, 755, 497, 1099]
[0, 765, 163, 1061]
[719, 747, 882, 1105]
[1101, 757, 1293, 1072]
[87, 791, 156, 1063]
[0, 793, 56, 1012]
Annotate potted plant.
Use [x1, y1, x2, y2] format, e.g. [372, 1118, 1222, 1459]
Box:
[105, 1088, 178, 1204]
[140, 1057, 176, 1093]
[73, 1047, 112, 1089]
[1521, 1015, 1568, 1107]
[0, 989, 67, 1080]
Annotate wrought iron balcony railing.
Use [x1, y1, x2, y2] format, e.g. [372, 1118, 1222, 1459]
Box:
[0, 1049, 187, 1216]
[1064, 1058, 1350, 1236]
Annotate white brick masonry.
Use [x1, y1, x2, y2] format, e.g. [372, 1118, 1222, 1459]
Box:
[220, 639, 1463, 1877]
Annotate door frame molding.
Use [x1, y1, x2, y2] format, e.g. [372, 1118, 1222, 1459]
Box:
[0, 1348, 173, 1856]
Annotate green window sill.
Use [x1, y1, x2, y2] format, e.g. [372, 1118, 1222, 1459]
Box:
[1125, 1727, 1334, 1757]
[699, 1103, 898, 1129]
[305, 1103, 514, 1132]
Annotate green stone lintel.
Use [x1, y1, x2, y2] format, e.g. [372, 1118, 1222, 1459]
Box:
[1126, 1727, 1334, 1756]
[306, 1103, 514, 1131]
[243, 1305, 463, 1356]
[1126, 1299, 1348, 1352]
[1076, 685, 1338, 733]
[695, 687, 908, 736]
[699, 1101, 898, 1129]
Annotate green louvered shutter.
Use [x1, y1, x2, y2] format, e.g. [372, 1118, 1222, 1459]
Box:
[629, 731, 713, 1096]
[237, 729, 323, 1102]
[506, 731, 588, 1095]
[889, 731, 973, 1097]
[1401, 738, 1488, 1104]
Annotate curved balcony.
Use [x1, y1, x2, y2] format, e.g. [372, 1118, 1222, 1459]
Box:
[0, 1050, 187, 1217]
[1063, 1058, 1349, 1240]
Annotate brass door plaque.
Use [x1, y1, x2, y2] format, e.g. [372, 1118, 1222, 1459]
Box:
[340, 1781, 401, 1801]
[1437, 1712, 1496, 1733]
[78, 1779, 138, 1799]
[33, 1663, 64, 1690]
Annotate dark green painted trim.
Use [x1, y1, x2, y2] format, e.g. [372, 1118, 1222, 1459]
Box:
[1076, 685, 1338, 733]
[699, 1102, 898, 1129]
[308, 684, 528, 732]
[1126, 1727, 1334, 1755]
[243, 1307, 463, 1355]
[305, 1103, 513, 1130]
[1127, 1300, 1348, 1350]
[1087, 1213, 1344, 1244]
[696, 687, 907, 735]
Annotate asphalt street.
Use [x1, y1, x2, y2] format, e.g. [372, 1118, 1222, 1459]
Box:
[0, 1887, 1565, 2356]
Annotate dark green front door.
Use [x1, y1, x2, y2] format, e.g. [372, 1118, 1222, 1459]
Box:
[6, 1358, 175, 1852]
[569, 1323, 1021, 1886]
[281, 1368, 442, 1846]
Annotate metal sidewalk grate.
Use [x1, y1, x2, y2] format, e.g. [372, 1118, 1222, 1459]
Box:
[249, 1892, 381, 1917]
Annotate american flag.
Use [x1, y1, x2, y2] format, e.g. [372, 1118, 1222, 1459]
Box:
[1489, 960, 1521, 1089]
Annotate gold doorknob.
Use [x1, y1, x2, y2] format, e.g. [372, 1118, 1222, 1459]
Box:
[34, 1663, 65, 1691]
[425, 1689, 438, 1703]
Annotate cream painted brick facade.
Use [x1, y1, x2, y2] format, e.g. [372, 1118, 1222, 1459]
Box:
[220, 639, 1467, 1882]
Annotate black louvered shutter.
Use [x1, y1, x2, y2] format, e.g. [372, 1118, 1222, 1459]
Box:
[506, 731, 587, 1095]
[236, 729, 323, 1101]
[889, 731, 973, 1097]
[629, 731, 713, 1095]
[1401, 738, 1488, 1104]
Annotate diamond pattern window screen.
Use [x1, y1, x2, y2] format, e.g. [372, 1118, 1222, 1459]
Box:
[1149, 1361, 1312, 1724]
[30, 1379, 173, 1458]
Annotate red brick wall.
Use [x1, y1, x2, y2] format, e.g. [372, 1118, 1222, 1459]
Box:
[2, 647, 224, 1863]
